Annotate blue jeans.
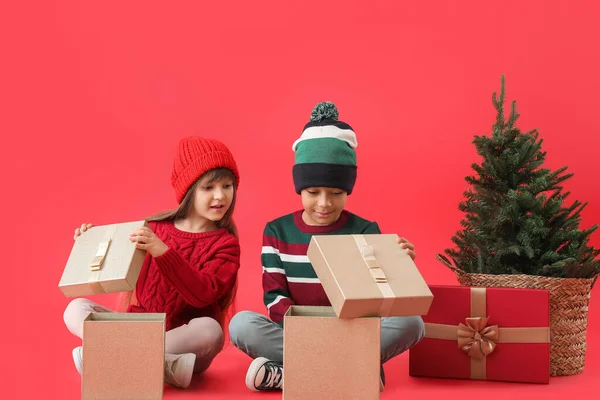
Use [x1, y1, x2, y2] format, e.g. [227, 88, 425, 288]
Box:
[229, 310, 425, 364]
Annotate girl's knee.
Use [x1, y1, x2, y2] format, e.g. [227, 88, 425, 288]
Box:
[189, 317, 224, 352]
[63, 298, 93, 337]
[63, 298, 112, 338]
[63, 298, 89, 325]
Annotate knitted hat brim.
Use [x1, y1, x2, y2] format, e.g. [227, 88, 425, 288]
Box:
[292, 163, 357, 194]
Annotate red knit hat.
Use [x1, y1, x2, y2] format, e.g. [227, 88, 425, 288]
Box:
[171, 137, 240, 203]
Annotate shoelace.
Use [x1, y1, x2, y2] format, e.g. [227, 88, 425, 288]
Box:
[258, 362, 283, 390]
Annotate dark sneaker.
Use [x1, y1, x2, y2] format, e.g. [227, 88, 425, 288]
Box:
[245, 357, 283, 391]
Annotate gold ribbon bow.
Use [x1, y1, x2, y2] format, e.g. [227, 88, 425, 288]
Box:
[457, 317, 499, 359]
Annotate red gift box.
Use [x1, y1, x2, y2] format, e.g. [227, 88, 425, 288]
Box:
[409, 286, 550, 384]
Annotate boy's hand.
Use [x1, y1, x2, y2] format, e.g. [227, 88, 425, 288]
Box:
[397, 237, 416, 260]
[129, 226, 168, 258]
[74, 223, 93, 240]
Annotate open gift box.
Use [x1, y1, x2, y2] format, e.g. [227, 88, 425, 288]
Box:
[59, 220, 148, 297]
[283, 234, 433, 400]
[82, 312, 166, 400]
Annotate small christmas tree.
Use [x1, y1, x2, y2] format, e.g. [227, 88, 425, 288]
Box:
[438, 76, 600, 279]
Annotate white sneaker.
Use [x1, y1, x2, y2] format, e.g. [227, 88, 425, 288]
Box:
[164, 353, 196, 389]
[245, 357, 283, 391]
[72, 346, 83, 375]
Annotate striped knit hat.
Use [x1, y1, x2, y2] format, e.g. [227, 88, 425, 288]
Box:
[292, 101, 358, 194]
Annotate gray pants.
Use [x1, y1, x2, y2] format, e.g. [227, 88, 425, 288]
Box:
[229, 310, 425, 364]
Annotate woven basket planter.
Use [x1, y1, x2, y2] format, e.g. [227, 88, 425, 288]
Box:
[452, 269, 595, 376]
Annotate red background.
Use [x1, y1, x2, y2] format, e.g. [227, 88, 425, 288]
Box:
[2, 1, 599, 399]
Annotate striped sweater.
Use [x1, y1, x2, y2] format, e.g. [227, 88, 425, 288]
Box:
[262, 209, 381, 325]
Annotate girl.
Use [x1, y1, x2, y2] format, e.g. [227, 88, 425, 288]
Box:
[63, 137, 241, 389]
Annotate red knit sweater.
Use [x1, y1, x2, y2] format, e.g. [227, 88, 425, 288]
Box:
[127, 221, 240, 331]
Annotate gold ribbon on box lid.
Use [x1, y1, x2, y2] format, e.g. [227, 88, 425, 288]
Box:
[424, 287, 550, 380]
[90, 237, 112, 271]
[351, 235, 396, 316]
[86, 225, 118, 292]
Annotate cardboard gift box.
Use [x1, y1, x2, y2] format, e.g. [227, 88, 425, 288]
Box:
[409, 286, 550, 384]
[283, 234, 434, 400]
[307, 234, 434, 318]
[82, 312, 166, 400]
[59, 220, 148, 297]
[284, 306, 381, 400]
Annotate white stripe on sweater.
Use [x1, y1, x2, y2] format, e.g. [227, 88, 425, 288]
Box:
[262, 266, 286, 274]
[287, 277, 321, 283]
[262, 266, 320, 283]
[262, 246, 309, 263]
[266, 295, 288, 310]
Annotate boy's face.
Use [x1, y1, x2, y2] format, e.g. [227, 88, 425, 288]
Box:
[301, 187, 348, 226]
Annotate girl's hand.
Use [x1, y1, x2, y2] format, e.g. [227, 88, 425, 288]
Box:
[129, 226, 168, 258]
[74, 223, 93, 240]
[397, 236, 416, 260]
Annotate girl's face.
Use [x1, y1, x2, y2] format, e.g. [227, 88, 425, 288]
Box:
[301, 187, 348, 226]
[192, 173, 235, 222]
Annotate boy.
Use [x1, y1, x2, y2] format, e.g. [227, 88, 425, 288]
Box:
[229, 101, 424, 392]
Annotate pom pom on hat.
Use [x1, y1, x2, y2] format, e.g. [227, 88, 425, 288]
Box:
[310, 101, 339, 122]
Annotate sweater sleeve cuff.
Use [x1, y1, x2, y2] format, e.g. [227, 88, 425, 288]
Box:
[154, 247, 184, 273]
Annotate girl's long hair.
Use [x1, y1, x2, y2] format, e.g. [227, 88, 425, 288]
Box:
[143, 167, 239, 333]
